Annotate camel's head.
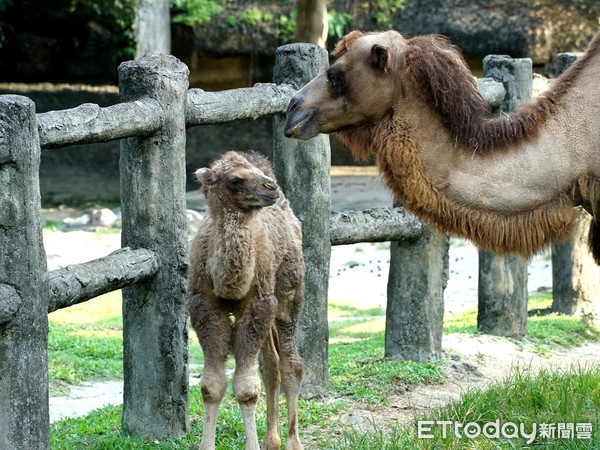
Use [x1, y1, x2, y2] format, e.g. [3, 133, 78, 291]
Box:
[285, 30, 482, 159]
[285, 30, 407, 140]
[195, 151, 279, 211]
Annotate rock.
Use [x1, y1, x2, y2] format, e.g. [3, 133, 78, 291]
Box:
[62, 213, 91, 227]
[91, 208, 119, 228]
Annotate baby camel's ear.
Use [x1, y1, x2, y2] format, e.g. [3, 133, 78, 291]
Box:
[195, 168, 216, 186]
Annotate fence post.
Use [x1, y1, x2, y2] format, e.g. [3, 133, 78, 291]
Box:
[552, 209, 600, 324]
[118, 54, 190, 437]
[550, 53, 600, 326]
[272, 43, 331, 398]
[385, 220, 449, 361]
[0, 95, 50, 449]
[477, 56, 532, 338]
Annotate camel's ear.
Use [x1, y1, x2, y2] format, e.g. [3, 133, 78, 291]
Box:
[195, 168, 215, 186]
[371, 44, 390, 73]
[332, 30, 364, 57]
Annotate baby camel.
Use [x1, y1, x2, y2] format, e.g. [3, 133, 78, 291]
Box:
[187, 151, 305, 450]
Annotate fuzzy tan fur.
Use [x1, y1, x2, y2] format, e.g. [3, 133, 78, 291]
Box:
[187, 151, 305, 450]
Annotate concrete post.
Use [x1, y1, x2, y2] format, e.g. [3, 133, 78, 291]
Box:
[553, 209, 600, 325]
[0, 95, 50, 449]
[272, 43, 331, 398]
[118, 54, 190, 437]
[385, 223, 449, 361]
[477, 55, 532, 338]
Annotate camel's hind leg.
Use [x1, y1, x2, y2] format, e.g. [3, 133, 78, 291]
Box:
[259, 327, 282, 450]
[188, 295, 232, 450]
[276, 293, 305, 450]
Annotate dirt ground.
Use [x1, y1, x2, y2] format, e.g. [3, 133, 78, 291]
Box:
[45, 170, 600, 424]
[339, 335, 600, 430]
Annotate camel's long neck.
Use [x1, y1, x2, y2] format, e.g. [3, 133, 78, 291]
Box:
[209, 209, 260, 299]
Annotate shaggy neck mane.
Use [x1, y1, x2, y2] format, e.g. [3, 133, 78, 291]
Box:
[337, 119, 576, 257]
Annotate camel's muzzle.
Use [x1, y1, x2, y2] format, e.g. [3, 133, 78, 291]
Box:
[284, 91, 320, 140]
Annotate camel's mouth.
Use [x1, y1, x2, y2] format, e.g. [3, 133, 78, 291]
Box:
[284, 95, 320, 140]
[255, 191, 279, 206]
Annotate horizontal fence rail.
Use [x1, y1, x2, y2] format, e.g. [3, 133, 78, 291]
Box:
[48, 248, 159, 313]
[186, 83, 295, 125]
[37, 80, 506, 149]
[330, 206, 423, 245]
[38, 98, 163, 148]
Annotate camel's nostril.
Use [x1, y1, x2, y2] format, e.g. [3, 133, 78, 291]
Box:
[286, 96, 298, 116]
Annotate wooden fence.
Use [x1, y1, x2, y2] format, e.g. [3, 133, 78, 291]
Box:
[0, 44, 594, 449]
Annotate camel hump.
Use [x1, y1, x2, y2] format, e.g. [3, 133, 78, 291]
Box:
[588, 219, 600, 265]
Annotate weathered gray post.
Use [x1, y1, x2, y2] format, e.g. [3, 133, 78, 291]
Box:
[550, 53, 600, 326]
[552, 209, 600, 324]
[477, 56, 532, 338]
[272, 43, 331, 398]
[385, 218, 449, 361]
[0, 96, 50, 449]
[118, 54, 190, 437]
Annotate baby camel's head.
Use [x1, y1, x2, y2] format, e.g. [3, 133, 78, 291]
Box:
[195, 151, 279, 211]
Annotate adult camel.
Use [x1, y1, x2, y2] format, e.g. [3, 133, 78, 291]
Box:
[284, 30, 600, 263]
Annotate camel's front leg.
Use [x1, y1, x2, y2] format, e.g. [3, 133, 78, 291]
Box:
[188, 295, 233, 450]
[233, 294, 277, 450]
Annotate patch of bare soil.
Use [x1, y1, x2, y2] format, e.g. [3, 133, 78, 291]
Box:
[338, 334, 600, 430]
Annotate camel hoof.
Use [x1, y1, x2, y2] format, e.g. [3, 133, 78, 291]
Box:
[262, 435, 281, 450]
[285, 436, 303, 450]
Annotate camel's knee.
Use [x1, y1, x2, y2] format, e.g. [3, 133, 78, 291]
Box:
[200, 373, 228, 404]
[233, 375, 261, 404]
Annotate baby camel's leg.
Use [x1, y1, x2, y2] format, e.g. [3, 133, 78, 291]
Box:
[233, 294, 277, 450]
[276, 292, 305, 450]
[189, 295, 233, 450]
[259, 327, 281, 450]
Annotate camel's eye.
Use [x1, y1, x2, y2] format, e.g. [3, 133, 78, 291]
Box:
[228, 177, 243, 188]
[327, 67, 347, 98]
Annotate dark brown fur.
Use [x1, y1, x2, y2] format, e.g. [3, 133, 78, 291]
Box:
[404, 33, 600, 154]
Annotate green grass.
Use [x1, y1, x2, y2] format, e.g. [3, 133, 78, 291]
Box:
[48, 291, 599, 448]
[334, 366, 600, 449]
[48, 291, 205, 391]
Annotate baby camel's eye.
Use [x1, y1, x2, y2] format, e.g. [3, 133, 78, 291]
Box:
[228, 177, 243, 187]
